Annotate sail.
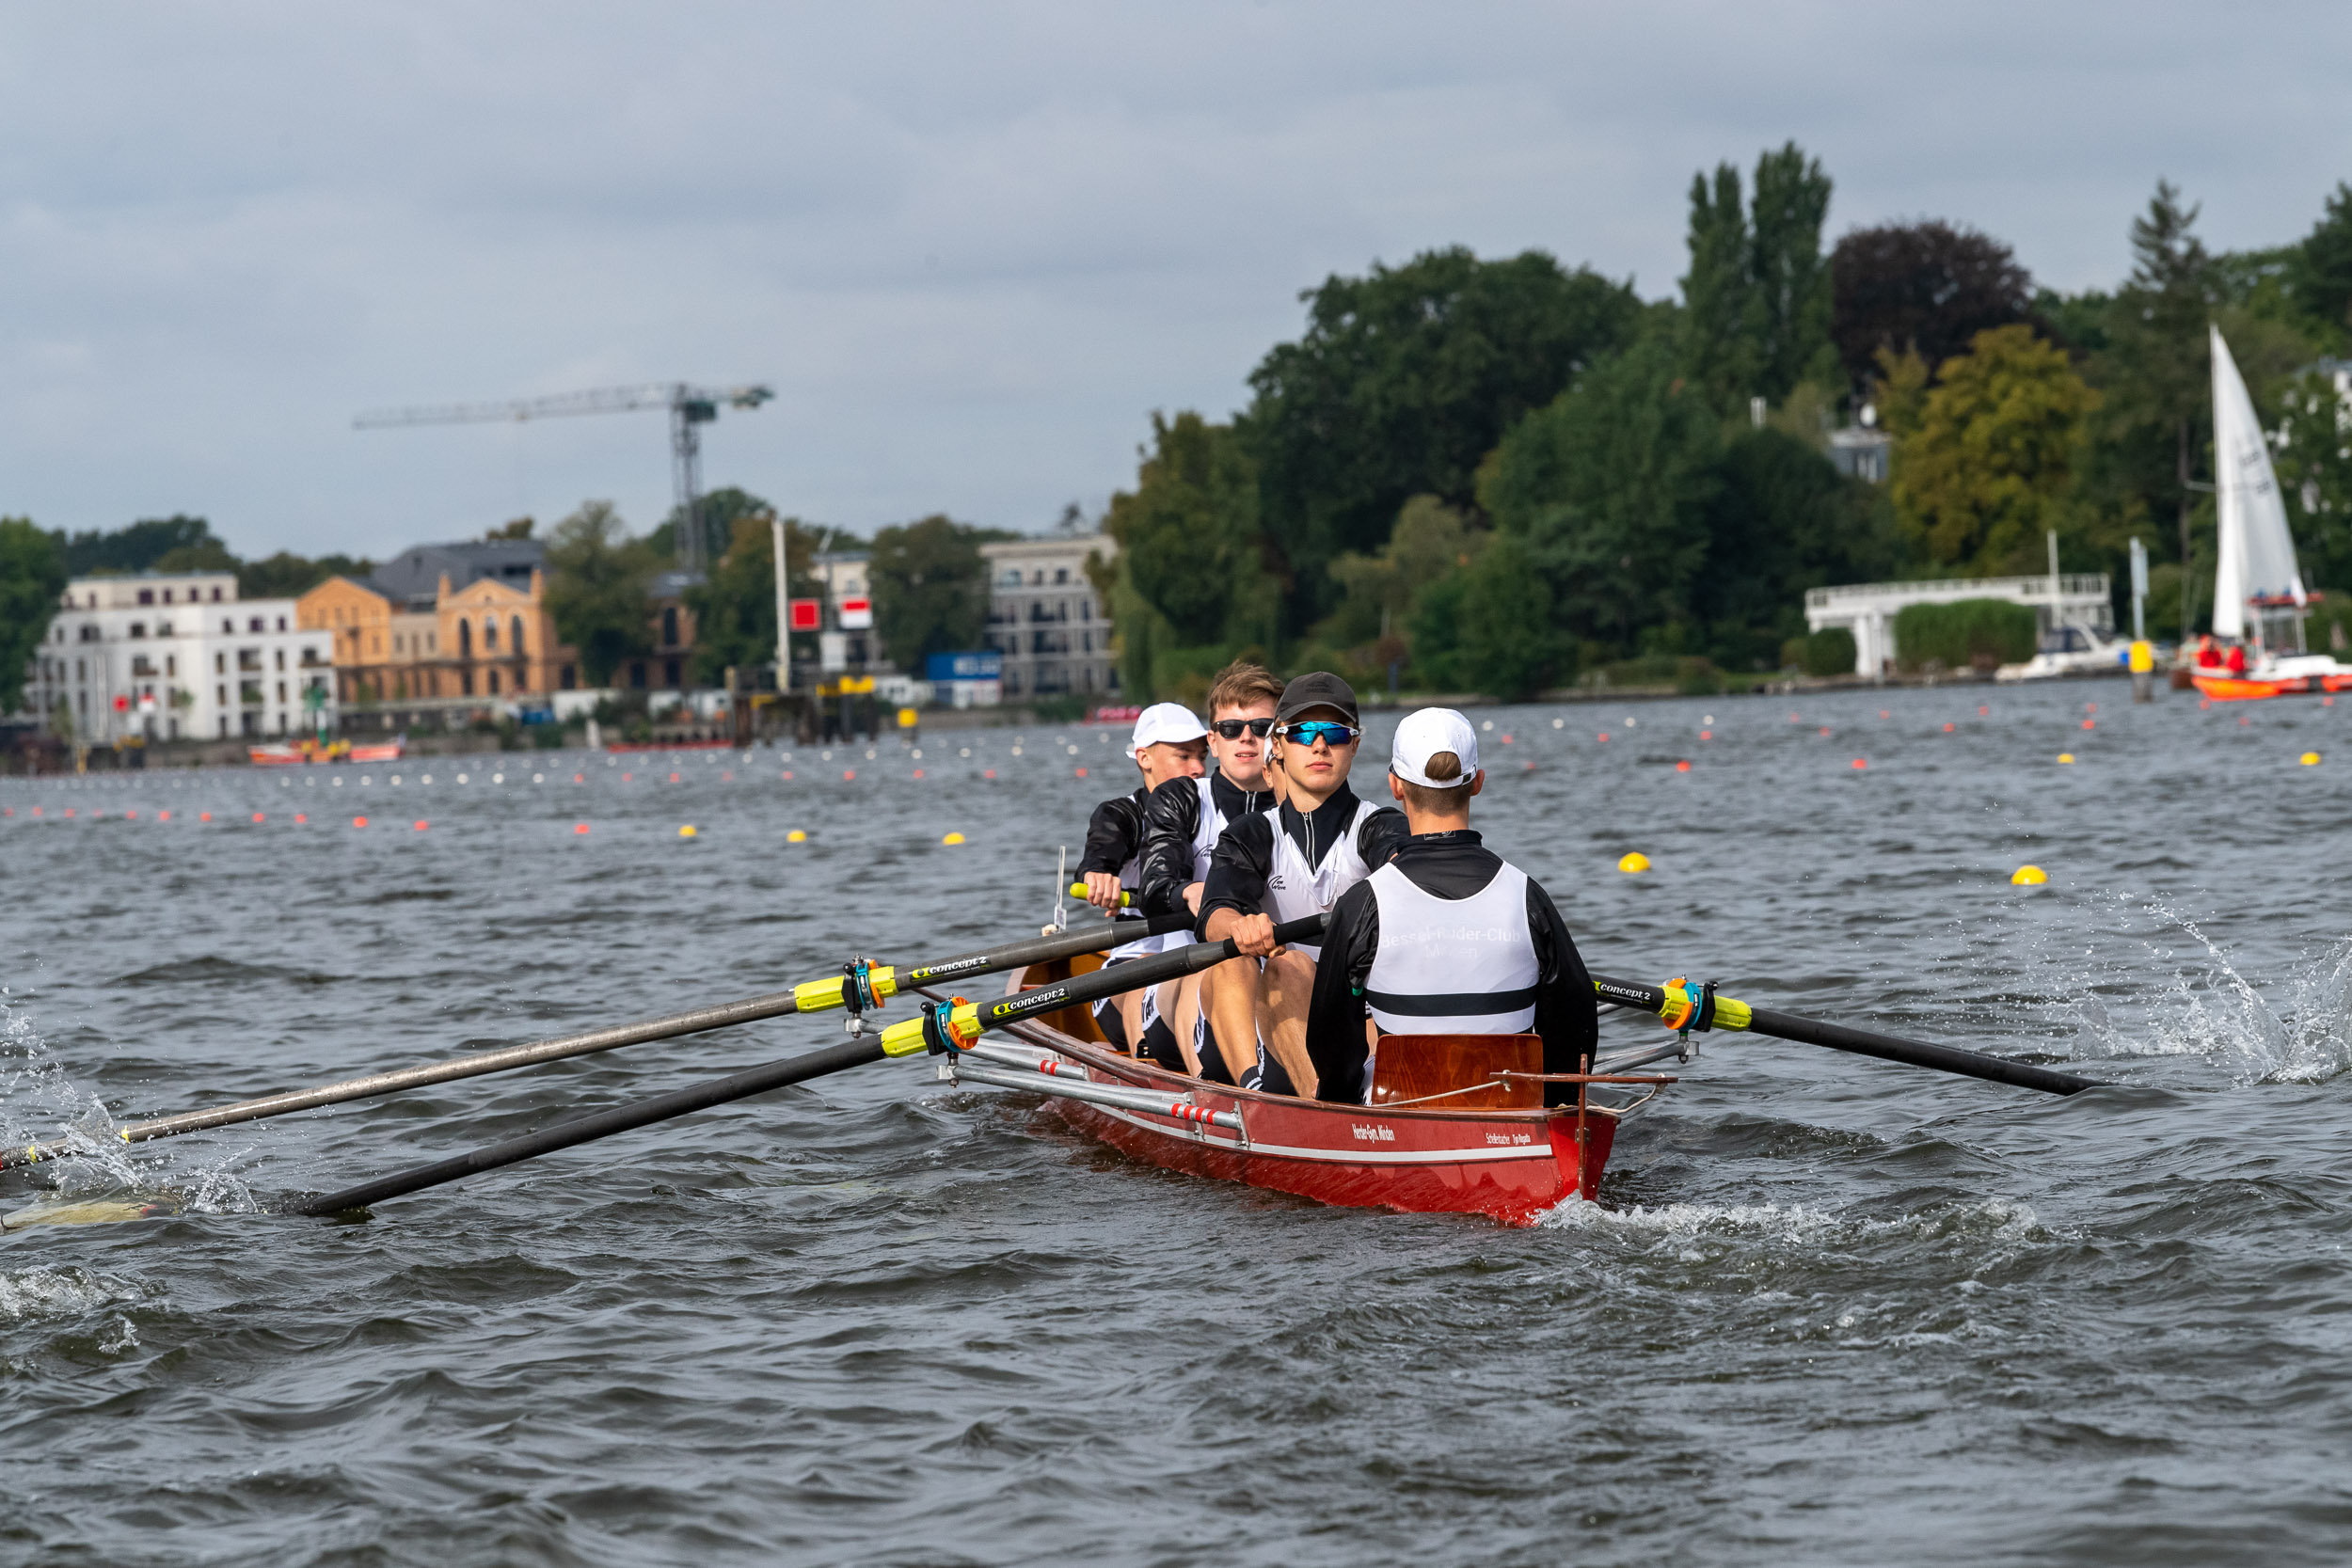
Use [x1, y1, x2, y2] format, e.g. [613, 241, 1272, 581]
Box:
[2210, 325, 2305, 640]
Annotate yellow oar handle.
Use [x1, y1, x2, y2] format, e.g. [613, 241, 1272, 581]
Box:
[1068, 882, 1135, 908]
[790, 967, 901, 1013]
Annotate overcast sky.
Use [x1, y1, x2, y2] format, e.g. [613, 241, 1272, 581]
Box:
[4, 2, 2347, 561]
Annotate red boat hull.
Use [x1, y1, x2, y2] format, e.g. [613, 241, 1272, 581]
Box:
[988, 1017, 1629, 1227]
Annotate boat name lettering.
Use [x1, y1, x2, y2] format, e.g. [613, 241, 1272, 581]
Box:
[1350, 1124, 1395, 1143]
[1485, 1132, 1534, 1147]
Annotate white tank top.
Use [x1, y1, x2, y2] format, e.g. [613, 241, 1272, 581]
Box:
[1189, 774, 1274, 881]
[1264, 797, 1381, 958]
[1360, 860, 1539, 1035]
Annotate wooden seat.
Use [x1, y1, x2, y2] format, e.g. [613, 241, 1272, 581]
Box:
[1367, 1033, 1543, 1110]
[1016, 952, 1109, 1043]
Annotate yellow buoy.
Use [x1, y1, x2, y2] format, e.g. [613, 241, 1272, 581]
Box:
[2056, 752, 2075, 765]
[1617, 851, 1649, 874]
[787, 829, 807, 843]
[2011, 864, 2048, 886]
[942, 832, 966, 845]
[679, 825, 697, 838]
[2300, 752, 2321, 766]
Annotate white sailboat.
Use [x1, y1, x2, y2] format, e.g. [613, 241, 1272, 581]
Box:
[2190, 326, 2352, 698]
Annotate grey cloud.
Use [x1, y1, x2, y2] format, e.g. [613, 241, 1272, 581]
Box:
[2, 1, 2347, 555]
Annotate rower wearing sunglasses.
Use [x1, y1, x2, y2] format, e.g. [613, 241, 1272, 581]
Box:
[1078, 702, 1209, 1056]
[1134, 660, 1284, 1082]
[1299, 707, 1598, 1105]
[1197, 673, 1407, 1097]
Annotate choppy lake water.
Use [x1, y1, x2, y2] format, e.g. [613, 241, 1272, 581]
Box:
[3, 680, 2348, 1567]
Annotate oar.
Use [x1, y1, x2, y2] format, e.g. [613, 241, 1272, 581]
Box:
[5, 914, 1192, 1174]
[294, 916, 1327, 1217]
[1589, 974, 2102, 1096]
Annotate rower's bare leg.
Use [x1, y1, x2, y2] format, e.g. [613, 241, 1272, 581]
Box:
[1258, 948, 1319, 1099]
[1115, 990, 1148, 1056]
[1167, 975, 1206, 1075]
[1203, 956, 1261, 1082]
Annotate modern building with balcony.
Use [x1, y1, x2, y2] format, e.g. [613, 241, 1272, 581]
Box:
[980, 535, 1118, 700]
[27, 572, 335, 741]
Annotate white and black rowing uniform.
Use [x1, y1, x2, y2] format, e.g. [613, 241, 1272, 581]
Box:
[1074, 785, 1165, 1052]
[1129, 771, 1277, 1081]
[1195, 782, 1408, 1092]
[1301, 829, 1597, 1105]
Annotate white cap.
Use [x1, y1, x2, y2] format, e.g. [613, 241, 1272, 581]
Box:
[1127, 702, 1208, 759]
[1389, 706, 1480, 788]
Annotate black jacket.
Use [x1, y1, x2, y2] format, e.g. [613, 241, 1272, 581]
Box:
[1303, 829, 1597, 1105]
[1195, 782, 1407, 938]
[1076, 786, 1149, 878]
[1138, 771, 1277, 917]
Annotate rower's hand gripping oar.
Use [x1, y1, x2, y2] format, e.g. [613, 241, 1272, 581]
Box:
[882, 914, 1330, 1059]
[6, 914, 1194, 1175]
[1590, 974, 2104, 1096]
[292, 915, 1328, 1217]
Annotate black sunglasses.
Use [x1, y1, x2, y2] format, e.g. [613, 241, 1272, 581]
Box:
[1211, 718, 1276, 739]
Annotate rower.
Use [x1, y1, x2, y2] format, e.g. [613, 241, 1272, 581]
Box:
[1197, 673, 1406, 1096]
[1079, 702, 1208, 1053]
[1301, 707, 1598, 1104]
[1135, 660, 1282, 1081]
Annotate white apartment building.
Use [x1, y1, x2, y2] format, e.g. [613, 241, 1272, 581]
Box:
[26, 572, 337, 742]
[980, 535, 1119, 699]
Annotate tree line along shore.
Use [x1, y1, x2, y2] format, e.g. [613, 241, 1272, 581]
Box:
[7, 142, 2350, 718]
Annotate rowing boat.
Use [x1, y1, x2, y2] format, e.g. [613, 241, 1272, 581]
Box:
[940, 958, 1669, 1226]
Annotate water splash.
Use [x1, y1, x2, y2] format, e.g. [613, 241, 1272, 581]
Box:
[0, 999, 262, 1215]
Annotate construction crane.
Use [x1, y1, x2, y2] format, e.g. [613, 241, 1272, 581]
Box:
[354, 382, 773, 577]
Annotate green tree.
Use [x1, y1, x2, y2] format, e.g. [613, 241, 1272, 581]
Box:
[1678, 143, 1836, 413]
[2289, 182, 2352, 346]
[236, 551, 375, 599]
[1891, 325, 2100, 573]
[1693, 428, 1901, 670]
[1482, 334, 1722, 652]
[686, 513, 830, 684]
[1680, 162, 1764, 414]
[2272, 370, 2352, 590]
[55, 515, 219, 576]
[1242, 245, 1641, 618]
[651, 486, 775, 568]
[1454, 532, 1558, 699]
[866, 515, 1015, 671]
[0, 519, 68, 715]
[544, 501, 657, 685]
[1749, 142, 1838, 402]
[1103, 412, 1277, 651]
[2094, 181, 2219, 629]
[1322, 494, 1484, 651]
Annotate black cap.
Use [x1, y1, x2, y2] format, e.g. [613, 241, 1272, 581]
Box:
[1276, 672, 1359, 725]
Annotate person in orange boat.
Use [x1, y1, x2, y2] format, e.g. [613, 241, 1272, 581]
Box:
[1299, 707, 1597, 1105]
[2196, 635, 2223, 670]
[2225, 641, 2249, 676]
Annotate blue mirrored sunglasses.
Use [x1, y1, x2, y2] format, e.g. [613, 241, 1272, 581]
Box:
[1277, 721, 1359, 748]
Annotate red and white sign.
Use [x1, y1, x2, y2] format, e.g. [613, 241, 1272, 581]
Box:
[837, 596, 873, 631]
[787, 598, 822, 632]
